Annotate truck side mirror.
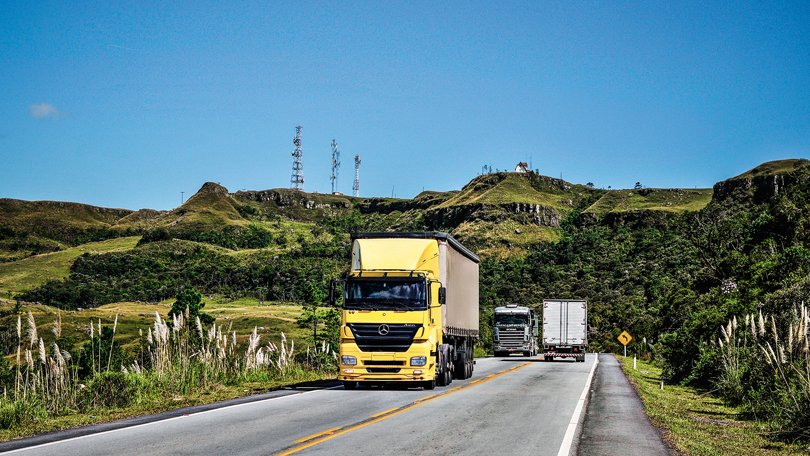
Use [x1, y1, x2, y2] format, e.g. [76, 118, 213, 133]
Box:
[328, 279, 337, 306]
[438, 287, 446, 305]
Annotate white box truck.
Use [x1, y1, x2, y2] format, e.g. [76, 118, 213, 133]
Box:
[542, 299, 587, 362]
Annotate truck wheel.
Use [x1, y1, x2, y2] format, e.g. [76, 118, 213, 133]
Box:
[523, 351, 531, 357]
[423, 379, 436, 390]
[454, 359, 466, 379]
[343, 381, 358, 390]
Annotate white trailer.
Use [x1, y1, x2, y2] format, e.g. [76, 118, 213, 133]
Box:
[542, 299, 587, 362]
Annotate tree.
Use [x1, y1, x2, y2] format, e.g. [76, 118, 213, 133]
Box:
[634, 182, 643, 189]
[169, 288, 214, 324]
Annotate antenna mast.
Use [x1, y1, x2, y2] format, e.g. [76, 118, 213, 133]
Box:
[353, 154, 361, 197]
[290, 126, 304, 191]
[330, 139, 340, 194]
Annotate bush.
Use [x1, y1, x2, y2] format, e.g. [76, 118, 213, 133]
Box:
[83, 371, 150, 409]
[0, 398, 46, 429]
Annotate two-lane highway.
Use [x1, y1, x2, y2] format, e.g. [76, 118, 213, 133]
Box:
[4, 356, 598, 455]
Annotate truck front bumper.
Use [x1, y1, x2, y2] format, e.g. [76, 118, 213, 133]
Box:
[339, 341, 435, 382]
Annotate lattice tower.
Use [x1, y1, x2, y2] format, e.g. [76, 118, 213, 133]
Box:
[353, 154, 361, 197]
[290, 126, 304, 190]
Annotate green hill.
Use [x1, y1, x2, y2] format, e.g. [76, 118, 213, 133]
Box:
[0, 236, 141, 294]
[584, 188, 712, 216]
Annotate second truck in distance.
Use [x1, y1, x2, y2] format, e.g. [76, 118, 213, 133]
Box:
[542, 299, 588, 362]
[493, 304, 538, 357]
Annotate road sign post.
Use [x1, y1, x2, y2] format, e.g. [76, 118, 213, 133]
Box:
[617, 330, 633, 358]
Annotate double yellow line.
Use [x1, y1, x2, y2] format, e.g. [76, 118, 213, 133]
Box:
[277, 362, 531, 455]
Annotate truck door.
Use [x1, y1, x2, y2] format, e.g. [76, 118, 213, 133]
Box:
[566, 301, 587, 345]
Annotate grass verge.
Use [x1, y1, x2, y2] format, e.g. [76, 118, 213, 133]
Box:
[618, 355, 807, 455]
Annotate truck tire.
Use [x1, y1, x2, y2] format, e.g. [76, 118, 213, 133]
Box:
[423, 379, 436, 390]
[454, 359, 467, 380]
[523, 351, 531, 357]
[343, 381, 358, 390]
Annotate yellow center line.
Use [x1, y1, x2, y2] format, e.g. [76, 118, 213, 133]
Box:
[276, 362, 531, 456]
[369, 407, 399, 418]
[292, 426, 341, 444]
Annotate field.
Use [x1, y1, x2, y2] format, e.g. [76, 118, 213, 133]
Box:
[0, 236, 141, 295]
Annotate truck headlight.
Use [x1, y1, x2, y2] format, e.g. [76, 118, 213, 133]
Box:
[410, 356, 427, 366]
[341, 355, 357, 366]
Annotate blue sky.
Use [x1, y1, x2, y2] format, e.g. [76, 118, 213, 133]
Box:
[2, 1, 809, 210]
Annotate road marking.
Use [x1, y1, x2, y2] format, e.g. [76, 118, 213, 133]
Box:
[556, 354, 599, 456]
[369, 407, 398, 418]
[293, 426, 341, 443]
[1, 386, 343, 454]
[276, 362, 531, 456]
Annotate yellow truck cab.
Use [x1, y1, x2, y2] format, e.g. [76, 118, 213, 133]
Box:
[337, 232, 480, 390]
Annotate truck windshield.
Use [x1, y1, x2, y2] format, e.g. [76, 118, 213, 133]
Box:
[495, 314, 529, 325]
[345, 280, 427, 310]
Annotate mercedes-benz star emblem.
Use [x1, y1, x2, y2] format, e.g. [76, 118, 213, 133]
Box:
[378, 324, 390, 336]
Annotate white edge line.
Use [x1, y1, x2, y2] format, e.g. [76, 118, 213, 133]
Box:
[556, 354, 599, 456]
[2, 386, 343, 454]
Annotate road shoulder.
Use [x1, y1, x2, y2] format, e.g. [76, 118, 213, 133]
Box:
[577, 353, 672, 456]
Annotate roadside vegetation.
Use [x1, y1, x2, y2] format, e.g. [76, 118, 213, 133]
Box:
[620, 356, 806, 455]
[0, 296, 336, 441]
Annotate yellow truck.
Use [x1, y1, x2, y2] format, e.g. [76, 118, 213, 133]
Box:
[336, 232, 480, 390]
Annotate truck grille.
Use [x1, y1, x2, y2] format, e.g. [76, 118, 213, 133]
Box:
[497, 327, 525, 348]
[366, 368, 401, 373]
[363, 360, 406, 366]
[348, 323, 422, 352]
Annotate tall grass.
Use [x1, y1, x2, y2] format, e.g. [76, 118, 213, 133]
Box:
[716, 305, 810, 441]
[0, 308, 335, 430]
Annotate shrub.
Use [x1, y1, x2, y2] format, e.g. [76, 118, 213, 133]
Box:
[0, 398, 46, 429]
[83, 371, 148, 409]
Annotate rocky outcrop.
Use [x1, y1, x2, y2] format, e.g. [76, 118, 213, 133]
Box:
[712, 159, 810, 205]
[235, 190, 351, 210]
[424, 202, 562, 230]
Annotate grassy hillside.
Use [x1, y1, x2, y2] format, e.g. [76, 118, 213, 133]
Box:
[0, 298, 310, 354]
[452, 220, 561, 258]
[0, 199, 131, 237]
[584, 188, 712, 216]
[0, 236, 141, 294]
[436, 172, 583, 209]
[729, 158, 810, 180]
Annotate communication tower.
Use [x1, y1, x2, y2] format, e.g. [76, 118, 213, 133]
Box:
[330, 139, 340, 194]
[353, 154, 361, 197]
[290, 126, 304, 190]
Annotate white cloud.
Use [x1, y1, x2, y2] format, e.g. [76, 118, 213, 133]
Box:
[29, 103, 59, 119]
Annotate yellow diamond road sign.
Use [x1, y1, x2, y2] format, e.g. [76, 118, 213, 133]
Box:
[618, 331, 633, 346]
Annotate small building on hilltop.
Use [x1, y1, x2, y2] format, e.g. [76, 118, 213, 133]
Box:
[515, 162, 529, 173]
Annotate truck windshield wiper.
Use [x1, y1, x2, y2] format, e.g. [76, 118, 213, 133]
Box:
[373, 300, 422, 310]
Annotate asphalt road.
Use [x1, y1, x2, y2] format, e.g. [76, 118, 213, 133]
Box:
[1, 354, 666, 455]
